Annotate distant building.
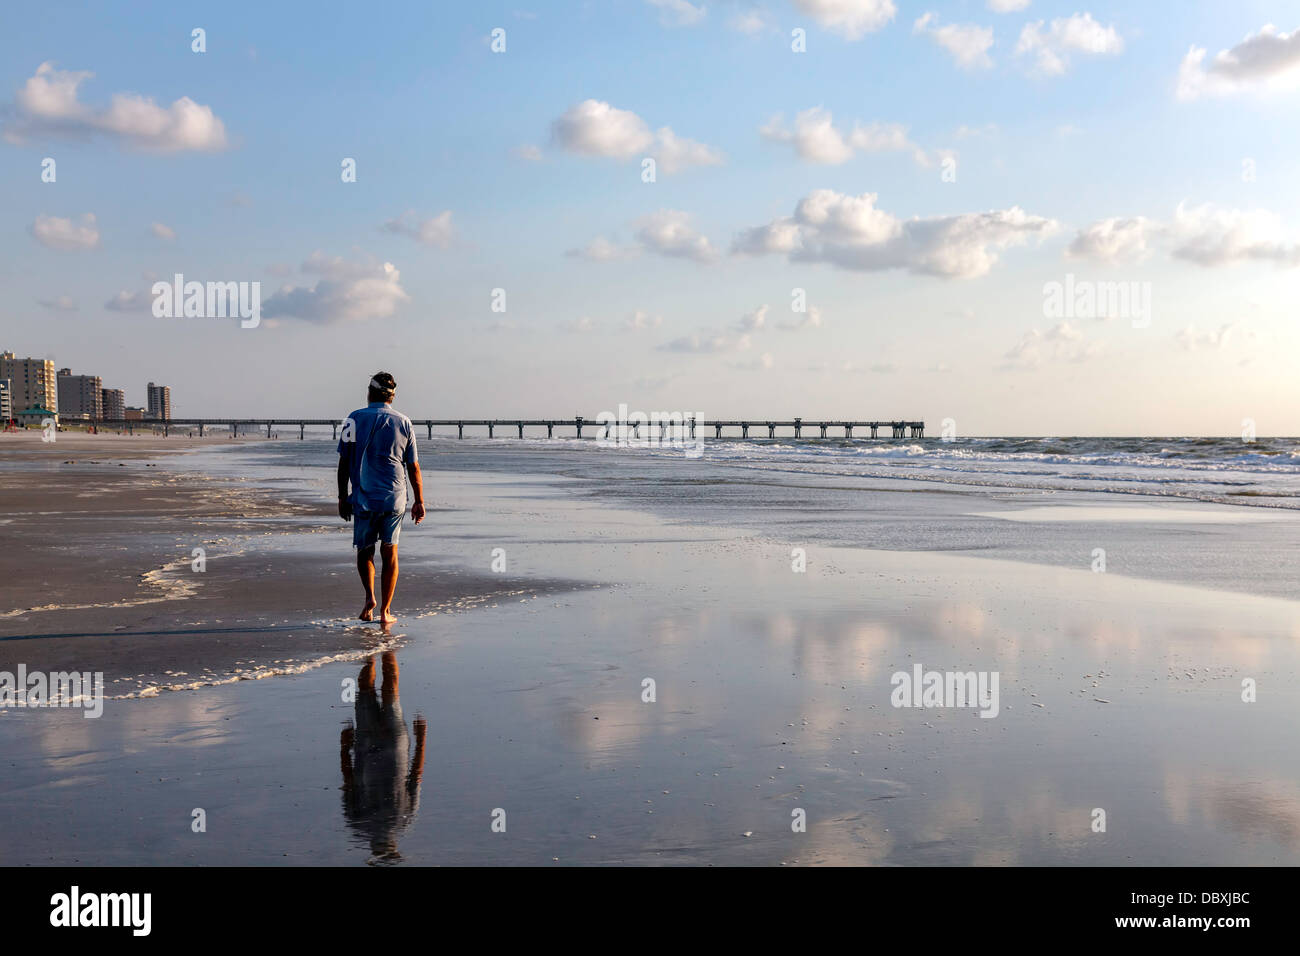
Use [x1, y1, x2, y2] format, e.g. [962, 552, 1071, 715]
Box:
[124, 407, 145, 421]
[146, 382, 172, 420]
[101, 387, 125, 421]
[0, 352, 58, 416]
[16, 406, 57, 427]
[0, 378, 12, 424]
[57, 367, 103, 421]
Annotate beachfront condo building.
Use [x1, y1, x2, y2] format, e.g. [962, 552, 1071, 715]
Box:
[147, 382, 172, 420]
[0, 378, 11, 424]
[0, 351, 58, 417]
[57, 367, 104, 421]
[101, 387, 126, 421]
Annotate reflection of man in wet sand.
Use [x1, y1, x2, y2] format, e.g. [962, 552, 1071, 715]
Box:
[340, 652, 427, 864]
[337, 372, 425, 623]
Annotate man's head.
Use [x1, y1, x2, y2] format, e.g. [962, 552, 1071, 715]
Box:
[368, 372, 397, 404]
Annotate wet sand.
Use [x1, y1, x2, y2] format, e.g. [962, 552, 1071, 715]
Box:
[0, 434, 582, 696]
[1, 434, 1298, 865]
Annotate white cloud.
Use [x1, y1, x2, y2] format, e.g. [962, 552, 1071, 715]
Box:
[1169, 203, 1300, 267]
[647, 0, 706, 27]
[657, 332, 751, 353]
[572, 212, 720, 263]
[760, 108, 933, 165]
[914, 13, 995, 70]
[1004, 321, 1103, 368]
[552, 99, 654, 158]
[551, 99, 723, 173]
[654, 127, 725, 173]
[566, 236, 641, 261]
[760, 107, 852, 163]
[728, 10, 772, 34]
[104, 290, 152, 312]
[635, 209, 718, 263]
[1177, 322, 1242, 352]
[151, 221, 176, 241]
[1067, 216, 1157, 263]
[1015, 14, 1123, 76]
[624, 312, 665, 335]
[733, 189, 1057, 278]
[5, 62, 228, 151]
[988, 0, 1030, 11]
[263, 253, 410, 323]
[1070, 204, 1300, 268]
[381, 210, 455, 248]
[778, 305, 824, 330]
[513, 144, 543, 161]
[732, 217, 802, 255]
[737, 305, 768, 331]
[30, 213, 100, 250]
[625, 310, 664, 331]
[1177, 24, 1300, 100]
[37, 295, 78, 311]
[791, 0, 896, 40]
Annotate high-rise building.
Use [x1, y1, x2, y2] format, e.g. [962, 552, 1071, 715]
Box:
[0, 378, 12, 424]
[57, 367, 103, 420]
[146, 382, 172, 420]
[0, 351, 58, 417]
[101, 387, 125, 421]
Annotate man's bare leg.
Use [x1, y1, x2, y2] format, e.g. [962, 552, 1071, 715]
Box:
[357, 545, 377, 620]
[379, 543, 399, 623]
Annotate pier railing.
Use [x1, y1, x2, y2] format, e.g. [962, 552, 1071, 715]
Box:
[85, 417, 925, 440]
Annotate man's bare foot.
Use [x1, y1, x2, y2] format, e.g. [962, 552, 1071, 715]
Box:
[379, 608, 397, 624]
[359, 599, 377, 621]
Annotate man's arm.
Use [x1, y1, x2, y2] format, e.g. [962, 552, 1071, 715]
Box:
[407, 461, 425, 524]
[337, 456, 352, 521]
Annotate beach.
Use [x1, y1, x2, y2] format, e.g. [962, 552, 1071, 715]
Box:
[2, 432, 1299, 865]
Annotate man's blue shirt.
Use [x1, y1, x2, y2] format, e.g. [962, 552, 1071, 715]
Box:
[338, 402, 418, 513]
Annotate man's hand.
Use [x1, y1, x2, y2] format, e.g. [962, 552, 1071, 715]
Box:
[411, 500, 426, 525]
[339, 497, 352, 521]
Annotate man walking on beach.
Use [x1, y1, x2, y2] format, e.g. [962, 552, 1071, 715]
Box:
[338, 372, 425, 623]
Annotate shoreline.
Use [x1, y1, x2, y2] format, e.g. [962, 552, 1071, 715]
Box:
[0, 434, 589, 698]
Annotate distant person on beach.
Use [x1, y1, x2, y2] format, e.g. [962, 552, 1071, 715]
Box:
[337, 371, 426, 623]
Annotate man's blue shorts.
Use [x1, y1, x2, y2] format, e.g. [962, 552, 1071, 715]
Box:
[353, 509, 404, 550]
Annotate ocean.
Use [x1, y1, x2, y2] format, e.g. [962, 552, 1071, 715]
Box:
[186, 433, 1300, 601]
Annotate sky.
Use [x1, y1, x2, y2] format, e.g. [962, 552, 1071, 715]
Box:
[2, 0, 1298, 435]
